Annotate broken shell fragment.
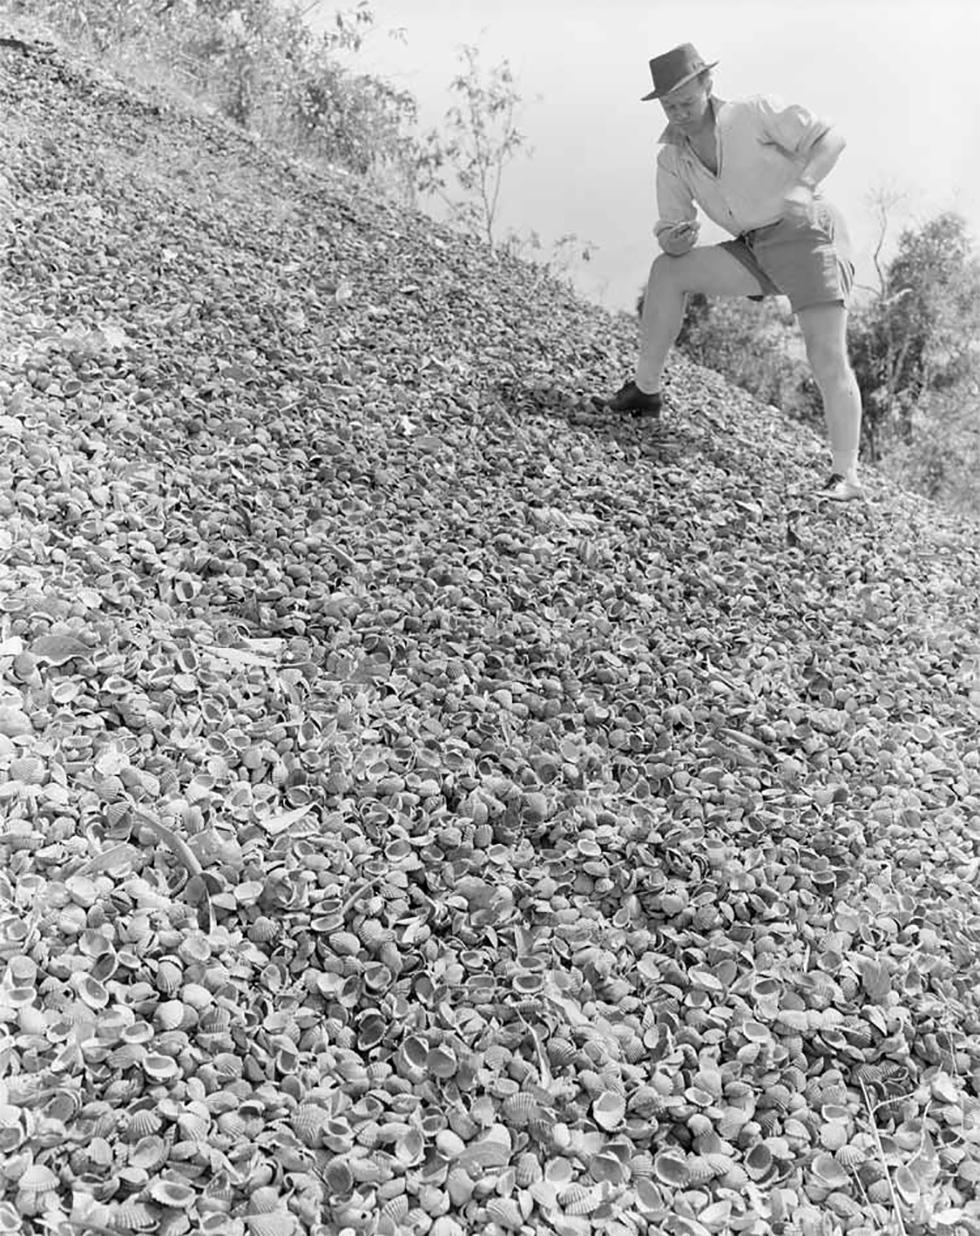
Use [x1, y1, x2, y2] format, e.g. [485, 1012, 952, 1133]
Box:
[592, 1090, 626, 1131]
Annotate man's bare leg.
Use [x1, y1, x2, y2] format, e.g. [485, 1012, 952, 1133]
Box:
[796, 303, 862, 484]
[634, 246, 765, 393]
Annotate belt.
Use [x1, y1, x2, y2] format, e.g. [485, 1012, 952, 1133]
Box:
[737, 218, 781, 246]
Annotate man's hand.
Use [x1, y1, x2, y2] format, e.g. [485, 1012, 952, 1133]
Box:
[660, 220, 699, 256]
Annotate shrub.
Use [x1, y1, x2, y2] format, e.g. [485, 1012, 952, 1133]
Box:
[16, 0, 417, 177]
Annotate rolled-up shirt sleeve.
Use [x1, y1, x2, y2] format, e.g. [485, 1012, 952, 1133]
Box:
[755, 95, 831, 159]
[654, 147, 698, 238]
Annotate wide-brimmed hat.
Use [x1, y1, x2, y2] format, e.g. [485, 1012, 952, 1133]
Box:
[641, 43, 718, 101]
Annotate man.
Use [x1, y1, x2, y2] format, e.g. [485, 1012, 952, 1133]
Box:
[598, 44, 863, 502]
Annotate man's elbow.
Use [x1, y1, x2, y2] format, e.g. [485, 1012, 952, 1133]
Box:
[822, 127, 847, 157]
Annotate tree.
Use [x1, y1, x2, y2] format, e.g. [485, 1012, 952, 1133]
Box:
[412, 45, 528, 251]
[848, 211, 980, 460]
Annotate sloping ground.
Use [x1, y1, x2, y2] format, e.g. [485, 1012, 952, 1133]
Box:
[1, 31, 979, 1236]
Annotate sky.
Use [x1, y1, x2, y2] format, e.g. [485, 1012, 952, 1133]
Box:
[316, 0, 980, 311]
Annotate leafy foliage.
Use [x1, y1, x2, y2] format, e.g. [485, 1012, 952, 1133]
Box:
[847, 211, 980, 493]
[411, 45, 528, 250]
[15, 0, 417, 175]
[407, 45, 596, 289]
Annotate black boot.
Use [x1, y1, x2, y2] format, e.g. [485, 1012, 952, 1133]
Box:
[595, 380, 662, 418]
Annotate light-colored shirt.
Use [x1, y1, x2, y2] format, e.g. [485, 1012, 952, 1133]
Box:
[655, 95, 832, 238]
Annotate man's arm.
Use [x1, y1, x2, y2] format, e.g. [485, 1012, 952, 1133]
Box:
[755, 96, 846, 202]
[796, 127, 847, 191]
[655, 151, 700, 254]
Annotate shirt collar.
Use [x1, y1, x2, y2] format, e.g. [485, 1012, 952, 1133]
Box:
[658, 95, 726, 146]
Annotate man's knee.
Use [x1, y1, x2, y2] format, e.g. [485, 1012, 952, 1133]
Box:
[801, 313, 848, 376]
[649, 251, 684, 287]
[808, 342, 854, 389]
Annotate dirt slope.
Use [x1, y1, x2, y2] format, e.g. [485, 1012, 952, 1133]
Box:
[1, 32, 979, 1236]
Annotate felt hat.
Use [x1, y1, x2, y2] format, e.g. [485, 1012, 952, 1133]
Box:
[642, 43, 718, 101]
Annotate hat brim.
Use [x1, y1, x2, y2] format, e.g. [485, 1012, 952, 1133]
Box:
[641, 60, 719, 101]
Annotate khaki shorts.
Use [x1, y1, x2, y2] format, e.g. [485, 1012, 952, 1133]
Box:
[720, 200, 855, 312]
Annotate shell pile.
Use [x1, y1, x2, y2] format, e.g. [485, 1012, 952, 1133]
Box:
[1, 25, 980, 1236]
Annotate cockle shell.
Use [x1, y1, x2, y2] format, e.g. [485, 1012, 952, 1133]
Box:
[157, 1208, 193, 1236]
[380, 1194, 409, 1224]
[17, 1004, 47, 1034]
[623, 1035, 647, 1063]
[15, 1165, 59, 1197]
[426, 1044, 458, 1079]
[756, 1109, 781, 1135]
[687, 1113, 713, 1138]
[720, 1163, 749, 1189]
[76, 975, 110, 1010]
[631, 1152, 654, 1178]
[635, 1176, 666, 1212]
[578, 1069, 603, 1096]
[837, 1144, 867, 1168]
[129, 1135, 168, 1172]
[107, 1201, 159, 1231]
[547, 1037, 576, 1066]
[148, 1179, 197, 1207]
[852, 1062, 883, 1084]
[217, 1112, 247, 1137]
[245, 1212, 297, 1236]
[458, 1124, 511, 1171]
[429, 1219, 465, 1236]
[547, 1078, 579, 1104]
[328, 932, 361, 958]
[819, 1122, 849, 1151]
[628, 1086, 663, 1118]
[198, 1007, 232, 1035]
[485, 1198, 524, 1230]
[745, 1143, 774, 1180]
[502, 1093, 538, 1127]
[445, 1166, 475, 1206]
[42, 1090, 81, 1123]
[483, 1043, 512, 1071]
[120, 1021, 155, 1045]
[545, 1158, 575, 1186]
[867, 1178, 894, 1204]
[248, 916, 280, 943]
[181, 983, 212, 1011]
[142, 1054, 181, 1082]
[154, 1000, 188, 1031]
[592, 1090, 626, 1131]
[248, 1187, 284, 1214]
[447, 1108, 478, 1141]
[842, 1022, 872, 1048]
[110, 1044, 146, 1071]
[686, 1155, 716, 1184]
[177, 934, 212, 965]
[356, 918, 391, 947]
[559, 1184, 601, 1216]
[515, 1151, 542, 1186]
[155, 961, 183, 996]
[589, 1151, 627, 1185]
[291, 1104, 328, 1147]
[654, 1152, 690, 1187]
[322, 1158, 353, 1196]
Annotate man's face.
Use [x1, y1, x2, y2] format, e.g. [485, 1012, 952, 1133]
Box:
[660, 77, 711, 131]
